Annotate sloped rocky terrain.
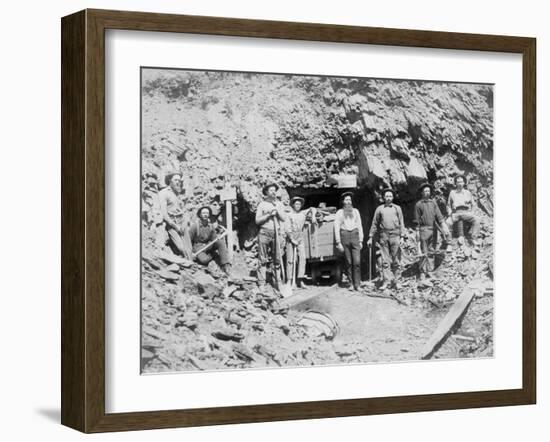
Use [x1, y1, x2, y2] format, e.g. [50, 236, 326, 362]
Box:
[140, 68, 493, 373]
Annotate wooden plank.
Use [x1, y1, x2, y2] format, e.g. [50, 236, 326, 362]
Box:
[420, 280, 483, 360]
[61, 10, 87, 433]
[226, 200, 233, 261]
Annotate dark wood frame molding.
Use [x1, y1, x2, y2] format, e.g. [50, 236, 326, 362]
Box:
[61, 9, 536, 433]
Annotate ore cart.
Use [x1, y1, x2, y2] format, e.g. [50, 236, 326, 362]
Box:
[303, 220, 342, 285]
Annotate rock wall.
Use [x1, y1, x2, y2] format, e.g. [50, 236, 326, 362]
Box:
[141, 69, 493, 233]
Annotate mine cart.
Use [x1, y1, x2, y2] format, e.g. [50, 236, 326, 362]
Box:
[303, 219, 342, 285]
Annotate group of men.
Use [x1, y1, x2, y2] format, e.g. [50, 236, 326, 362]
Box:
[158, 172, 232, 275]
[368, 175, 480, 289]
[157, 171, 481, 291]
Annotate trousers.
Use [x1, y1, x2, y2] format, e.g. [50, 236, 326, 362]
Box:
[257, 229, 281, 284]
[193, 239, 229, 266]
[446, 210, 480, 238]
[340, 229, 361, 289]
[166, 224, 193, 260]
[285, 240, 306, 281]
[418, 226, 450, 276]
[378, 230, 402, 282]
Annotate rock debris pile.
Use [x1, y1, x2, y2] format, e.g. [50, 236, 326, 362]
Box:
[142, 245, 347, 373]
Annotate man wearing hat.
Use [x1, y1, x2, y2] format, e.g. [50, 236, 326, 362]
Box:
[189, 206, 231, 275]
[334, 191, 364, 291]
[414, 182, 451, 282]
[446, 175, 480, 246]
[158, 172, 192, 259]
[285, 196, 315, 288]
[367, 188, 405, 290]
[255, 183, 287, 286]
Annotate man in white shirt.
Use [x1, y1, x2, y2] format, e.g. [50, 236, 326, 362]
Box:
[255, 183, 286, 287]
[446, 175, 480, 246]
[334, 191, 363, 291]
[158, 173, 192, 259]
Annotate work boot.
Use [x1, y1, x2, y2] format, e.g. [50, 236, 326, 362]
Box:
[457, 236, 465, 246]
[379, 281, 389, 291]
[296, 277, 304, 289]
[393, 280, 401, 290]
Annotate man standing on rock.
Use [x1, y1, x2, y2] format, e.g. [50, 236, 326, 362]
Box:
[414, 182, 452, 284]
[189, 206, 232, 275]
[255, 183, 287, 287]
[446, 175, 481, 247]
[285, 196, 314, 289]
[367, 188, 405, 290]
[158, 173, 192, 259]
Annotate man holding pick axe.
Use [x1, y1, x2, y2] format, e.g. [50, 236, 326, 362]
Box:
[367, 188, 405, 290]
[189, 206, 231, 275]
[255, 183, 287, 288]
[414, 182, 452, 284]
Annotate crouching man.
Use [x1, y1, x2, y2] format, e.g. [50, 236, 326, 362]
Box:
[414, 183, 452, 283]
[190, 206, 231, 275]
[367, 188, 405, 290]
[446, 175, 481, 247]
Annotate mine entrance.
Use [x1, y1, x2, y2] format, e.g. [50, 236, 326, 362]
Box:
[287, 185, 378, 283]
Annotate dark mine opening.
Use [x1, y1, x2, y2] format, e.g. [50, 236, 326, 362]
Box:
[287, 185, 379, 282]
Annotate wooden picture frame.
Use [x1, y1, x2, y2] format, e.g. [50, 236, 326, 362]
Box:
[61, 9, 536, 433]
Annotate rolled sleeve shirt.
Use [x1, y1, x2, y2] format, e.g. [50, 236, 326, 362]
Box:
[334, 208, 364, 244]
[369, 204, 405, 238]
[447, 189, 473, 212]
[255, 200, 285, 232]
[414, 199, 445, 228]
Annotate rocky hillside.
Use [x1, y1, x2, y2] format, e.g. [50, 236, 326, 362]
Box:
[141, 69, 493, 233]
[140, 69, 494, 372]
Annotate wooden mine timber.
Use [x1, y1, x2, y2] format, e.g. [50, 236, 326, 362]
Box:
[420, 279, 485, 360]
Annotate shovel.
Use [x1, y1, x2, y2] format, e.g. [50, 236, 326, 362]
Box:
[289, 244, 298, 289]
[273, 218, 292, 298]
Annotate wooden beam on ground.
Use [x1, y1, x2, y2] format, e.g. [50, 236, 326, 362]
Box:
[225, 200, 233, 261]
[278, 284, 338, 310]
[420, 279, 484, 360]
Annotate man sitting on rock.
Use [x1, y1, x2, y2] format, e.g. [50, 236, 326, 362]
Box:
[367, 188, 405, 290]
[189, 206, 231, 275]
[158, 172, 192, 259]
[255, 183, 286, 288]
[446, 175, 481, 247]
[414, 182, 452, 285]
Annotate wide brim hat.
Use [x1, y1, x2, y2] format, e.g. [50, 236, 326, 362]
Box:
[290, 196, 305, 206]
[418, 182, 434, 193]
[340, 191, 354, 204]
[381, 187, 397, 198]
[196, 205, 213, 218]
[453, 174, 467, 185]
[262, 182, 279, 195]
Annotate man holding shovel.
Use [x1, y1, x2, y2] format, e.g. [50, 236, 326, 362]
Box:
[414, 182, 451, 285]
[255, 183, 286, 288]
[190, 206, 231, 275]
[285, 196, 313, 289]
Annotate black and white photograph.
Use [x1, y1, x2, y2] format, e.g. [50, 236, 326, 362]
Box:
[140, 67, 494, 373]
